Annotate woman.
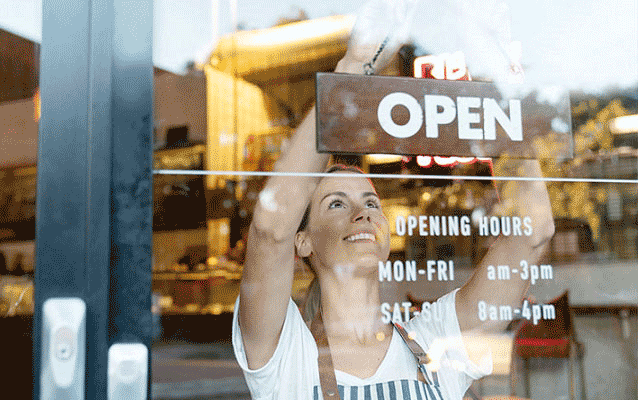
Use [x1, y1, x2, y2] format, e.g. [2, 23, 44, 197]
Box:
[232, 3, 555, 399]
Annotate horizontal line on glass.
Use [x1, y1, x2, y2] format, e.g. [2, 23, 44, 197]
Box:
[153, 169, 638, 184]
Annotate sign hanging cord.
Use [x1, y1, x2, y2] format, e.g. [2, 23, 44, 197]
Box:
[363, 36, 391, 75]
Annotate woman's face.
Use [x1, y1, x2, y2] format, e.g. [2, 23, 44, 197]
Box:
[298, 172, 391, 277]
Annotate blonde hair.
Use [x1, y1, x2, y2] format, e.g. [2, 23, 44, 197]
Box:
[301, 275, 321, 323]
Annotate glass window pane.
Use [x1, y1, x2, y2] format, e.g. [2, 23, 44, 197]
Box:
[0, 17, 39, 393]
[149, 1, 637, 399]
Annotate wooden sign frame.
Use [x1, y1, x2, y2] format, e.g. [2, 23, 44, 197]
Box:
[316, 73, 573, 159]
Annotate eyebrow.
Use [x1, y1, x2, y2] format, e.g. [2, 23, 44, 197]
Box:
[320, 191, 379, 204]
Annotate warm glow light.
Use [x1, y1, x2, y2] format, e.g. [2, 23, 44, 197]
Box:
[210, 303, 223, 315]
[414, 55, 444, 79]
[434, 156, 456, 166]
[414, 155, 492, 168]
[610, 114, 638, 134]
[158, 296, 173, 308]
[234, 15, 355, 48]
[367, 154, 403, 164]
[416, 155, 432, 167]
[414, 52, 470, 80]
[435, 156, 477, 166]
[185, 304, 200, 313]
[33, 89, 41, 122]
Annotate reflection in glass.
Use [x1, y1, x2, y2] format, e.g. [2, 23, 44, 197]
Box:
[146, 2, 638, 399]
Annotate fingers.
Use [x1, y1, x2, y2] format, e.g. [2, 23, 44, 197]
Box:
[342, 0, 419, 74]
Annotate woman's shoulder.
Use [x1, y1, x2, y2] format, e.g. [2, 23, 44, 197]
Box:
[232, 296, 317, 360]
[232, 295, 321, 398]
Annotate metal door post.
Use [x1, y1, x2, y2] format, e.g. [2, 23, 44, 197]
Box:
[34, 0, 153, 398]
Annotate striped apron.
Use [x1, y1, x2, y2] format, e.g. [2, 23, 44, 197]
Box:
[312, 379, 445, 400]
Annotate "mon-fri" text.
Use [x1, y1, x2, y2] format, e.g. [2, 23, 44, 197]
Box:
[379, 260, 454, 282]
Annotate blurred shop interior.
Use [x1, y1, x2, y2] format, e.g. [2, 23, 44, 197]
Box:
[1, 10, 637, 399]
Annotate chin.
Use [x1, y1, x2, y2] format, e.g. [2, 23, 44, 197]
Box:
[328, 249, 389, 279]
[353, 255, 385, 276]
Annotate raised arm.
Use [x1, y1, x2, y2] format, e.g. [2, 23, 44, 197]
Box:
[456, 159, 555, 333]
[238, 0, 415, 369]
[238, 105, 329, 369]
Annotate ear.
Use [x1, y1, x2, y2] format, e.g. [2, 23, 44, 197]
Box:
[294, 231, 313, 258]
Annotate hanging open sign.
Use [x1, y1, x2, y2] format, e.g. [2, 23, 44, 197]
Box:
[316, 73, 573, 159]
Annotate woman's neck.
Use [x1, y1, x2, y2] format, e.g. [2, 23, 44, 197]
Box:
[318, 269, 390, 345]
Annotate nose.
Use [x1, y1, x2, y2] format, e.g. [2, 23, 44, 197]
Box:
[352, 208, 372, 223]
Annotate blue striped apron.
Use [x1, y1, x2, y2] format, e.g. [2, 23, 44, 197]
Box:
[313, 379, 445, 400]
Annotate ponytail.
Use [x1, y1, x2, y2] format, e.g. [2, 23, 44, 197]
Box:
[302, 275, 321, 323]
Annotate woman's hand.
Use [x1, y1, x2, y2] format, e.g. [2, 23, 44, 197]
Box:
[336, 0, 418, 74]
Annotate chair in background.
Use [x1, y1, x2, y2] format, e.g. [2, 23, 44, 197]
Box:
[511, 291, 586, 400]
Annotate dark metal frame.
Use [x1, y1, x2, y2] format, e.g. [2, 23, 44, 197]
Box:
[34, 0, 153, 398]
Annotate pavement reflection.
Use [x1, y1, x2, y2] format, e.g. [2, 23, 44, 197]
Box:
[152, 342, 249, 400]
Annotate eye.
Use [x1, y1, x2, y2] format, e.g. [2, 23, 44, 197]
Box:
[365, 199, 380, 209]
[328, 199, 345, 209]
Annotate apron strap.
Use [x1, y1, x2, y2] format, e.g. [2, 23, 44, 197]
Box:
[310, 315, 450, 398]
[391, 321, 439, 387]
[310, 309, 342, 400]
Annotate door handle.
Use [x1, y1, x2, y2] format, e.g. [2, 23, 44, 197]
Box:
[40, 297, 86, 399]
[108, 343, 149, 399]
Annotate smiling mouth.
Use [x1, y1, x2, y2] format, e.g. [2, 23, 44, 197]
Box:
[344, 233, 376, 242]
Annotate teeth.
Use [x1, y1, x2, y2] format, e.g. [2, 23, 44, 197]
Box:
[346, 233, 375, 242]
